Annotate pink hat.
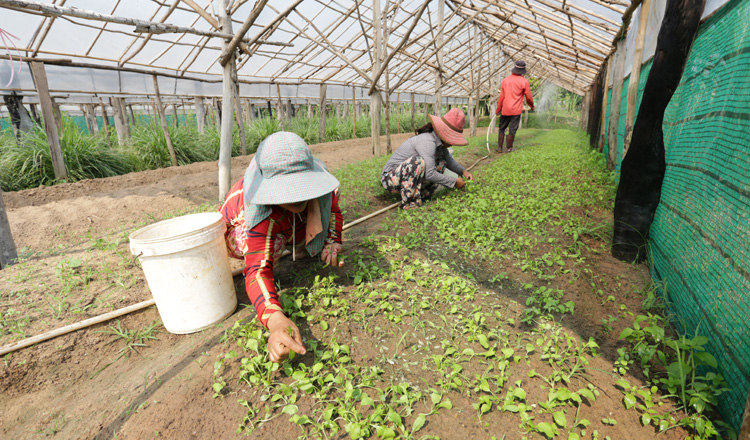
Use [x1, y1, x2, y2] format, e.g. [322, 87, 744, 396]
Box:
[429, 108, 469, 146]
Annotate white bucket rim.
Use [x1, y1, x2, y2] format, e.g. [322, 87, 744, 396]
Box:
[129, 212, 226, 257]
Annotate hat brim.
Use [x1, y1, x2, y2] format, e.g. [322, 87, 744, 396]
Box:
[429, 114, 469, 146]
[248, 158, 340, 205]
[512, 67, 526, 75]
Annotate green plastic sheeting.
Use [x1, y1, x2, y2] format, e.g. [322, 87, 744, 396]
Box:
[651, 0, 750, 430]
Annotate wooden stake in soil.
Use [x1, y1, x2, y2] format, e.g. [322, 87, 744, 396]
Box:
[0, 188, 18, 269]
[195, 97, 205, 133]
[29, 61, 67, 180]
[319, 83, 327, 143]
[99, 98, 110, 141]
[151, 76, 178, 167]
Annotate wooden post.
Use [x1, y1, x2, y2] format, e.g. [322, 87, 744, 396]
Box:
[119, 98, 130, 137]
[52, 101, 62, 131]
[470, 23, 479, 138]
[151, 76, 178, 167]
[99, 98, 110, 140]
[80, 105, 92, 134]
[286, 99, 293, 124]
[86, 104, 99, 134]
[307, 99, 312, 119]
[218, 0, 235, 200]
[181, 99, 189, 126]
[598, 57, 612, 153]
[195, 98, 206, 133]
[150, 100, 158, 126]
[353, 87, 358, 137]
[423, 94, 429, 123]
[410, 92, 415, 131]
[128, 104, 137, 127]
[0, 189, 18, 269]
[249, 103, 256, 122]
[213, 97, 222, 128]
[110, 97, 129, 145]
[434, 0, 444, 116]
[623, 0, 652, 157]
[371, 0, 382, 156]
[275, 82, 285, 129]
[318, 83, 327, 143]
[29, 62, 67, 180]
[171, 103, 179, 128]
[607, 38, 628, 170]
[234, 82, 247, 155]
[336, 102, 341, 119]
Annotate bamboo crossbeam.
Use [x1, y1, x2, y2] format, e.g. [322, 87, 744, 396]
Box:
[217, 0, 269, 67]
[0, 0, 237, 39]
[367, 0, 430, 95]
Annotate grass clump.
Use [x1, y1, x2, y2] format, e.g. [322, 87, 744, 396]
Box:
[0, 119, 139, 191]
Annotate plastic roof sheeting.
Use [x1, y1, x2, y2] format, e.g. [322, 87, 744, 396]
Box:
[0, 0, 731, 101]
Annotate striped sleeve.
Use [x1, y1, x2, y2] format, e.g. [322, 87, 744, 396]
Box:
[244, 216, 284, 327]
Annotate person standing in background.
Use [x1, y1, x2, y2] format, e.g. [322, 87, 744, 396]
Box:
[495, 60, 535, 153]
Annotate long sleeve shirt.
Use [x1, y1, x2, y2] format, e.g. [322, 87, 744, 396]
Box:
[495, 74, 534, 116]
[381, 131, 466, 188]
[218, 178, 343, 327]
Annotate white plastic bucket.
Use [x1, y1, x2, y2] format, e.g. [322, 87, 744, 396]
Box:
[129, 212, 237, 334]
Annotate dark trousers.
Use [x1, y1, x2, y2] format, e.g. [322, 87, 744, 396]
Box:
[497, 114, 521, 135]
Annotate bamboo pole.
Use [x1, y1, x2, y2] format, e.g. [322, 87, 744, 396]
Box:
[172, 103, 180, 128]
[218, 0, 235, 201]
[0, 0, 248, 40]
[151, 76, 178, 167]
[318, 83, 327, 143]
[110, 97, 128, 145]
[100, 98, 110, 140]
[352, 86, 357, 138]
[195, 97, 205, 133]
[29, 61, 67, 180]
[607, 38, 627, 170]
[0, 189, 18, 269]
[0, 300, 156, 356]
[623, 0, 652, 157]
[598, 56, 612, 153]
[235, 84, 247, 156]
[410, 92, 415, 131]
[217, 0, 269, 66]
[371, 0, 382, 157]
[434, 0, 445, 116]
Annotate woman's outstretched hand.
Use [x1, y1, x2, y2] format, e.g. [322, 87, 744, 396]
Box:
[267, 312, 306, 363]
[321, 242, 344, 267]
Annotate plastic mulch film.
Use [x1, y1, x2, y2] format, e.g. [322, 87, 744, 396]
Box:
[651, 0, 750, 430]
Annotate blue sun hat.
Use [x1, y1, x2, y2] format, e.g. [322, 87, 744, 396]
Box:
[242, 131, 339, 254]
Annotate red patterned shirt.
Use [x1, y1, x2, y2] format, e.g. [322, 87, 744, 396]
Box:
[218, 178, 343, 327]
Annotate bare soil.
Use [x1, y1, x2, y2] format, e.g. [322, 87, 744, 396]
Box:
[0, 128, 688, 439]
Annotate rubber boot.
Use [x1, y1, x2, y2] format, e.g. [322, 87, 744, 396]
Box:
[506, 135, 515, 152]
[496, 132, 505, 153]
